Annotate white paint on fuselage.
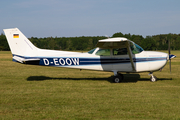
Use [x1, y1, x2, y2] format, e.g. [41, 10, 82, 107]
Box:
[32, 48, 168, 73]
[135, 51, 168, 72]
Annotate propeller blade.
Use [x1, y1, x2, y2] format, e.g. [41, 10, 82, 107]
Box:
[169, 59, 171, 73]
[168, 39, 171, 73]
[168, 39, 171, 55]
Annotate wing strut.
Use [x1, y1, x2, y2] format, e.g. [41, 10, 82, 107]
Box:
[126, 42, 135, 71]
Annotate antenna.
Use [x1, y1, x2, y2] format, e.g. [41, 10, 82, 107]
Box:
[105, 35, 109, 38]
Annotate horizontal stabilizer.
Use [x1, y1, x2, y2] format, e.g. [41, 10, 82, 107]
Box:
[13, 56, 40, 63]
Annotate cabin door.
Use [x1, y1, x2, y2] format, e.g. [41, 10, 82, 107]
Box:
[112, 48, 133, 72]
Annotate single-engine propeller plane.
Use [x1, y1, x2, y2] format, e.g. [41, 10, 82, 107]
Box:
[3, 28, 176, 83]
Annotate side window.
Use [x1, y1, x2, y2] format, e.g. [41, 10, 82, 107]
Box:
[113, 48, 127, 55]
[95, 49, 110, 56]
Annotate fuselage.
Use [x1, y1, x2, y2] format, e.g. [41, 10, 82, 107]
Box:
[15, 47, 168, 73]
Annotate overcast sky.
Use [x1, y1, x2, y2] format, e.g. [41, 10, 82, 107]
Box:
[1, 0, 180, 38]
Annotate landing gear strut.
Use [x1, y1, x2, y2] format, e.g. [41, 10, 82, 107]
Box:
[112, 71, 124, 83]
[149, 72, 157, 82]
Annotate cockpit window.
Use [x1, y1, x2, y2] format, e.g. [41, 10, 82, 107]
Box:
[88, 48, 96, 54]
[130, 42, 144, 54]
[113, 48, 127, 55]
[95, 49, 110, 56]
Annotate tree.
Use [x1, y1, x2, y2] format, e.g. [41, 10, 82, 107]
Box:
[0, 33, 9, 51]
[112, 32, 124, 37]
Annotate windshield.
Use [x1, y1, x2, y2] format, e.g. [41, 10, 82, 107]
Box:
[130, 42, 144, 54]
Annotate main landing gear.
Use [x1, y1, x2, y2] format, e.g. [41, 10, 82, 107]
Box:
[149, 72, 157, 82]
[112, 71, 157, 83]
[112, 71, 124, 83]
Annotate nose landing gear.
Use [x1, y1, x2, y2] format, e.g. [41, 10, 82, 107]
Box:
[149, 72, 157, 82]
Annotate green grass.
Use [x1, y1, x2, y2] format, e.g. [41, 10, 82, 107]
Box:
[0, 51, 180, 119]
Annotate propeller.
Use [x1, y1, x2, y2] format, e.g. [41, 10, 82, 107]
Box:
[168, 39, 171, 73]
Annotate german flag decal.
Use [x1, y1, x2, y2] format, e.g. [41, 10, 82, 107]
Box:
[13, 34, 19, 38]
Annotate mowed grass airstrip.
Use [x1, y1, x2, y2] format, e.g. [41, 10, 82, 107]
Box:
[1, 51, 180, 119]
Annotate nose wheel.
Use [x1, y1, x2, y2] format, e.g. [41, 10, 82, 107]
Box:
[149, 72, 157, 82]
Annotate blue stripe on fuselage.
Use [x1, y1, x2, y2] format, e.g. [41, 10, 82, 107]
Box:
[12, 54, 167, 66]
[39, 57, 167, 66]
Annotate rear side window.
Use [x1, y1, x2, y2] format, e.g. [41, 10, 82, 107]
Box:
[95, 49, 110, 56]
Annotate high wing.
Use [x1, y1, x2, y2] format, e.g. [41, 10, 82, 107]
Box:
[96, 37, 129, 49]
[96, 37, 135, 71]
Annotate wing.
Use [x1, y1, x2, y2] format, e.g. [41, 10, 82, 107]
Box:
[96, 37, 129, 49]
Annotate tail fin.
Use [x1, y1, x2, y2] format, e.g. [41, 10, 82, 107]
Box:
[3, 28, 38, 57]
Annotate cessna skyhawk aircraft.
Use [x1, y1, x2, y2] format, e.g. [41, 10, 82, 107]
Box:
[3, 28, 176, 83]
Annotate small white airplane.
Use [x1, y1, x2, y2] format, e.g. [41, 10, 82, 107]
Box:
[3, 28, 176, 83]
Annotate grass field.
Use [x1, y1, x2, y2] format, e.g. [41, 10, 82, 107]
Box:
[0, 51, 180, 119]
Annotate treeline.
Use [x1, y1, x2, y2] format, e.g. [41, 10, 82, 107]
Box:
[1, 32, 180, 51]
[112, 32, 180, 50]
[29, 36, 106, 51]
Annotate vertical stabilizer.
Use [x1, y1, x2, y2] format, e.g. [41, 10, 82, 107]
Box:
[3, 28, 38, 57]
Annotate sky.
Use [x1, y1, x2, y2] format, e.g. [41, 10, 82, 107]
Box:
[1, 0, 180, 38]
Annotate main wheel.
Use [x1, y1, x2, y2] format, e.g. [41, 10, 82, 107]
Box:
[150, 76, 157, 82]
[113, 75, 123, 83]
[118, 73, 124, 80]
